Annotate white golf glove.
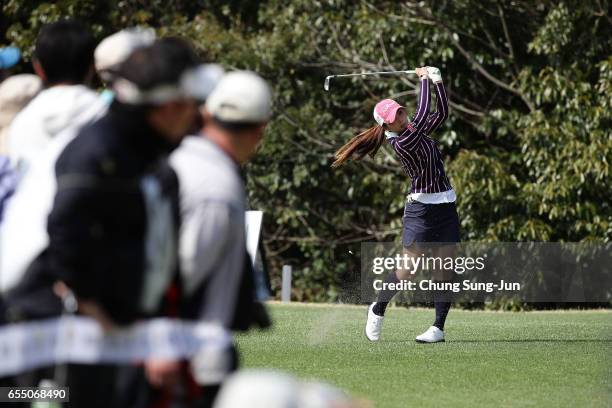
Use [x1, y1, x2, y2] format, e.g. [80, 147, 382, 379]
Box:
[427, 66, 443, 83]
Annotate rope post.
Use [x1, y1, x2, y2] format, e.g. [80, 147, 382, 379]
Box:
[281, 265, 292, 302]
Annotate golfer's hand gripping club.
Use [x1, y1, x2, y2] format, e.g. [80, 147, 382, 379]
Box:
[426, 66, 442, 83]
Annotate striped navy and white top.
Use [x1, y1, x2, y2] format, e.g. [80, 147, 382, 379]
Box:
[386, 78, 453, 197]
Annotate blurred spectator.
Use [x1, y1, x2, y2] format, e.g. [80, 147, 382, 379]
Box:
[168, 70, 272, 407]
[0, 21, 105, 294]
[3, 37, 206, 407]
[94, 27, 156, 104]
[0, 46, 21, 81]
[6, 20, 104, 173]
[0, 74, 42, 154]
[213, 370, 368, 408]
[95, 27, 156, 83]
[1, 25, 156, 292]
[0, 157, 16, 223]
[0, 74, 41, 222]
[0, 46, 20, 69]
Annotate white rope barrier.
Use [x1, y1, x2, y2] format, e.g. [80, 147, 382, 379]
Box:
[0, 316, 231, 377]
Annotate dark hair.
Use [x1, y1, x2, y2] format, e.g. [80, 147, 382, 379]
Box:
[34, 20, 96, 85]
[116, 37, 200, 91]
[331, 125, 385, 168]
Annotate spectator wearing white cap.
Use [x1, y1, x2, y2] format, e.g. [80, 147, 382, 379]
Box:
[168, 70, 273, 407]
[94, 27, 155, 103]
[95, 27, 155, 82]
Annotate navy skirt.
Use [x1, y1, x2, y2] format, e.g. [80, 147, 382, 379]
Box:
[402, 200, 461, 247]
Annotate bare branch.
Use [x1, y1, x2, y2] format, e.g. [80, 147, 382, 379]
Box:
[410, 6, 534, 112]
[363, 1, 435, 25]
[478, 21, 509, 60]
[378, 33, 392, 68]
[595, 0, 612, 25]
[450, 36, 533, 111]
[262, 241, 293, 258]
[279, 113, 336, 149]
[497, 2, 520, 74]
[449, 101, 486, 117]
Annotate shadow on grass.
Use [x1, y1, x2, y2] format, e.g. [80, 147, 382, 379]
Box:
[452, 339, 612, 343]
[448, 339, 612, 343]
[382, 339, 612, 344]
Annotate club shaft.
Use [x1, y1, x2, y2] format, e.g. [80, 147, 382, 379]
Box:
[329, 70, 415, 79]
[323, 70, 416, 91]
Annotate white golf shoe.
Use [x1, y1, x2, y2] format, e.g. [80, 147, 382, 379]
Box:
[415, 326, 445, 343]
[365, 303, 384, 341]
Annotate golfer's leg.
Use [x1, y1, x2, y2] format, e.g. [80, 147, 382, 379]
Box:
[372, 245, 420, 317]
[366, 245, 421, 341]
[432, 244, 456, 331]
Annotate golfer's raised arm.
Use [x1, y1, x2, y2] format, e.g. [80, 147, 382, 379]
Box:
[423, 79, 449, 136]
[411, 76, 431, 131]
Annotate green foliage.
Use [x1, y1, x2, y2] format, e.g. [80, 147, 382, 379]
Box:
[2, 0, 610, 301]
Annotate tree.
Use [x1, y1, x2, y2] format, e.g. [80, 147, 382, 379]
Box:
[2, 0, 610, 301]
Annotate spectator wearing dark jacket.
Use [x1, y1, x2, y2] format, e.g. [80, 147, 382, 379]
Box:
[3, 37, 206, 408]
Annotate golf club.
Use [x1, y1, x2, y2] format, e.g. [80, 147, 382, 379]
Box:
[324, 70, 416, 91]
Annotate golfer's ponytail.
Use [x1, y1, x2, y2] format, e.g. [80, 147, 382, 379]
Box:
[331, 125, 385, 168]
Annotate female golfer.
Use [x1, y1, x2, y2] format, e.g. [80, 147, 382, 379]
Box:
[332, 66, 459, 343]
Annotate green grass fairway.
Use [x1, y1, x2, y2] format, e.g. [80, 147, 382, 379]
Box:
[236, 303, 611, 408]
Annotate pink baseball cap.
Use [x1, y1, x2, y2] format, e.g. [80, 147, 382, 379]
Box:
[373, 98, 404, 126]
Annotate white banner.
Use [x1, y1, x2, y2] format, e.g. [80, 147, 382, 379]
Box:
[0, 316, 231, 377]
[245, 210, 263, 268]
